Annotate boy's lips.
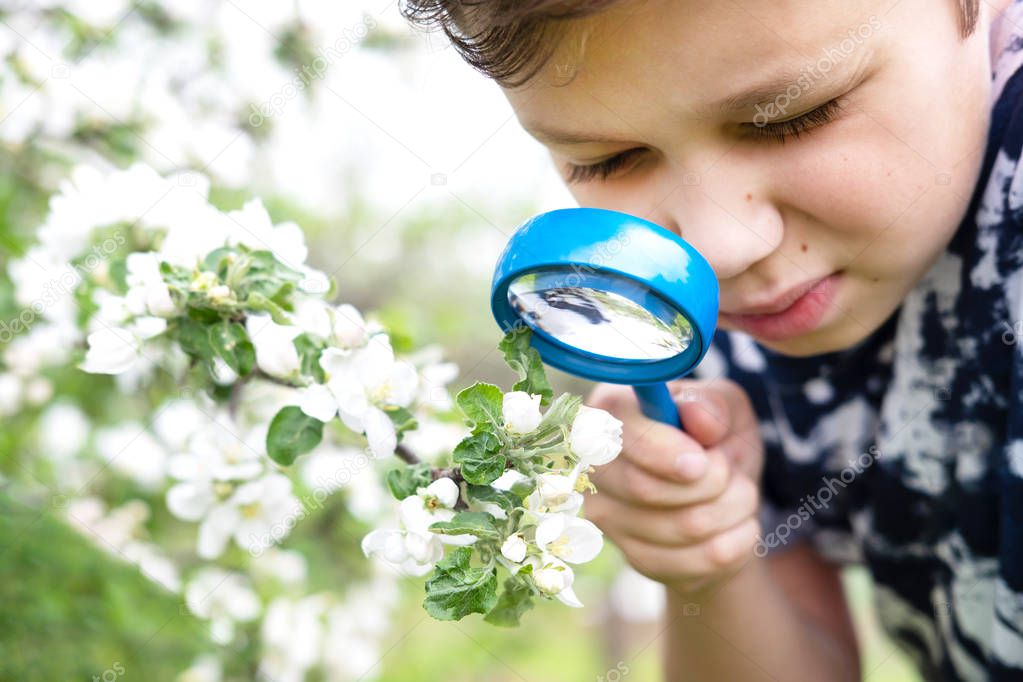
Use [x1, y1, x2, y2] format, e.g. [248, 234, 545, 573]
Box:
[719, 272, 841, 341]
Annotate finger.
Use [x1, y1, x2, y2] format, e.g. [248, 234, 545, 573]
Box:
[588, 449, 731, 508]
[671, 377, 759, 447]
[671, 379, 732, 448]
[588, 384, 707, 483]
[592, 475, 758, 546]
[614, 517, 762, 585]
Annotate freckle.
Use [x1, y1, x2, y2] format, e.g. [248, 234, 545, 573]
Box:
[800, 243, 808, 252]
[745, 193, 752, 202]
[872, 276, 880, 282]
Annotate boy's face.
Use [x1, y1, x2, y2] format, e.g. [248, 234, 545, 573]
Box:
[503, 0, 999, 356]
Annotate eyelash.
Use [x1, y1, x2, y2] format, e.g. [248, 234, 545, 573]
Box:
[565, 148, 646, 184]
[743, 98, 844, 143]
[563, 98, 844, 184]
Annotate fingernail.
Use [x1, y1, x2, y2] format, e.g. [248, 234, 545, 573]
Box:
[675, 452, 707, 480]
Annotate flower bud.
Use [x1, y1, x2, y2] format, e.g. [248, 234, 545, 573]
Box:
[502, 391, 543, 434]
[500, 533, 528, 563]
[569, 406, 623, 467]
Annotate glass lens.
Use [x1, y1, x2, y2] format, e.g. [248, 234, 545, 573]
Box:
[507, 270, 693, 361]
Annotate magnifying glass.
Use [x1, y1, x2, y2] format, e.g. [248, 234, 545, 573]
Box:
[490, 208, 719, 428]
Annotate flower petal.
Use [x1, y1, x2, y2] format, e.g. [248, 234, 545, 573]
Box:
[298, 384, 337, 422]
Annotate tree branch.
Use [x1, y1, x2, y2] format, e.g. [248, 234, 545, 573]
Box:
[395, 443, 420, 465]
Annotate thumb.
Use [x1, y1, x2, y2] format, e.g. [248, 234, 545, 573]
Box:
[670, 380, 732, 448]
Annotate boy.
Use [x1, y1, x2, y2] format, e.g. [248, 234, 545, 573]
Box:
[403, 1, 1023, 679]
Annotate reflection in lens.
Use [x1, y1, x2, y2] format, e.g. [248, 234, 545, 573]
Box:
[508, 273, 692, 361]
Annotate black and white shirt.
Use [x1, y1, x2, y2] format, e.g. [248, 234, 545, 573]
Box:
[698, 6, 1023, 679]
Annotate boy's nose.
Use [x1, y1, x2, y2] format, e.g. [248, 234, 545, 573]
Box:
[647, 175, 784, 282]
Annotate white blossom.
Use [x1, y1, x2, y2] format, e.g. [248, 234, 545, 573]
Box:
[534, 514, 603, 564]
[525, 472, 583, 517]
[37, 402, 90, 460]
[176, 655, 223, 682]
[250, 548, 308, 587]
[245, 314, 301, 379]
[503, 391, 543, 435]
[0, 373, 22, 417]
[184, 568, 261, 644]
[492, 468, 529, 491]
[125, 251, 178, 317]
[528, 555, 583, 608]
[165, 415, 266, 526]
[259, 595, 324, 681]
[500, 533, 528, 564]
[361, 478, 473, 576]
[80, 326, 143, 374]
[292, 300, 369, 349]
[227, 199, 308, 268]
[95, 424, 168, 490]
[610, 566, 666, 623]
[196, 473, 303, 559]
[123, 541, 182, 592]
[569, 405, 624, 467]
[299, 447, 384, 522]
[310, 337, 418, 458]
[330, 303, 369, 348]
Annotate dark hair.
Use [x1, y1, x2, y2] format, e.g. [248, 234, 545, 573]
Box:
[401, 0, 983, 87]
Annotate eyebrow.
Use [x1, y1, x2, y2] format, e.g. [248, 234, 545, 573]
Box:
[527, 127, 636, 145]
[524, 58, 866, 146]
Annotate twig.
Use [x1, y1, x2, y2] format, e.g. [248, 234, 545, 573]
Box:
[396, 443, 420, 465]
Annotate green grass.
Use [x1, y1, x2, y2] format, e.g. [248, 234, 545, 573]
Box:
[0, 492, 209, 680]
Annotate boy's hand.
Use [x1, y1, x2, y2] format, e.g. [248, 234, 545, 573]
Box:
[584, 378, 765, 593]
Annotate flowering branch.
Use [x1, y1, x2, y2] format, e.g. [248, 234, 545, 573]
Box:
[61, 164, 624, 628]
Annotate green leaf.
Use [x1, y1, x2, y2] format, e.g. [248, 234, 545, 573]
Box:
[202, 246, 236, 276]
[452, 431, 505, 485]
[245, 276, 296, 311]
[266, 406, 323, 466]
[466, 484, 521, 514]
[484, 576, 535, 627]
[245, 292, 291, 324]
[385, 406, 418, 442]
[455, 382, 504, 433]
[429, 511, 502, 541]
[423, 547, 498, 621]
[248, 249, 304, 279]
[293, 334, 325, 382]
[174, 317, 214, 359]
[499, 329, 554, 406]
[385, 463, 433, 501]
[208, 321, 255, 376]
[535, 393, 583, 433]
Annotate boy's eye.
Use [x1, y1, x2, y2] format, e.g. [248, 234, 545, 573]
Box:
[741, 98, 844, 143]
[564, 148, 646, 184]
[561, 98, 844, 184]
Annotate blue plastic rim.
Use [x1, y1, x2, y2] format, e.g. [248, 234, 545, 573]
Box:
[490, 207, 720, 385]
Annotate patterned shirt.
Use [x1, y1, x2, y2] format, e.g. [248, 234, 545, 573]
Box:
[694, 7, 1023, 680]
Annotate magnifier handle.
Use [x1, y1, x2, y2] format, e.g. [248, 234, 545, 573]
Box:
[633, 383, 681, 428]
